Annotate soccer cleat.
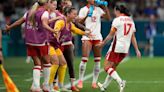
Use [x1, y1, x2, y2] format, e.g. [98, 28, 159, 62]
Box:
[119, 80, 126, 92]
[30, 83, 42, 92]
[42, 84, 50, 92]
[54, 85, 59, 91]
[71, 86, 80, 92]
[30, 87, 42, 92]
[50, 84, 59, 92]
[92, 83, 98, 89]
[77, 80, 83, 89]
[97, 82, 106, 92]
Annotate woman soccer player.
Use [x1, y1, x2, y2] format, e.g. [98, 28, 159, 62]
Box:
[6, 0, 55, 91]
[77, 0, 110, 89]
[48, 1, 71, 91]
[97, 4, 141, 92]
[51, 1, 91, 91]
[52, 6, 91, 91]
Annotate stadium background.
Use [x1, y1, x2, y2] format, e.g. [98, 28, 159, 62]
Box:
[0, 0, 164, 92]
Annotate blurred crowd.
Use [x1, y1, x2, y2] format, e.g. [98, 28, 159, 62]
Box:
[0, 0, 164, 23]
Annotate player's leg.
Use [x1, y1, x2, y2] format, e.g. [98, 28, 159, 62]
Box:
[27, 45, 42, 91]
[62, 44, 79, 91]
[56, 49, 68, 91]
[103, 52, 126, 92]
[78, 40, 92, 89]
[40, 45, 51, 91]
[92, 40, 102, 88]
[49, 46, 59, 91]
[31, 56, 42, 92]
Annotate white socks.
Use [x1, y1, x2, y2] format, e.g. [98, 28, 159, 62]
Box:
[79, 61, 87, 81]
[33, 66, 41, 88]
[103, 75, 113, 88]
[93, 62, 100, 83]
[107, 68, 122, 85]
[43, 64, 51, 85]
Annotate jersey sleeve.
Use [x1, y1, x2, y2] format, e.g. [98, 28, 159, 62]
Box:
[132, 23, 136, 32]
[23, 12, 28, 19]
[41, 11, 49, 20]
[112, 18, 119, 28]
[78, 7, 87, 18]
[98, 7, 105, 16]
[71, 23, 85, 35]
[54, 20, 65, 32]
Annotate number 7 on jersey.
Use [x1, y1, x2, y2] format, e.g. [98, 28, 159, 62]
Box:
[124, 23, 132, 36]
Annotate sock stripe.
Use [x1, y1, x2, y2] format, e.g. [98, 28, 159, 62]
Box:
[33, 66, 41, 70]
[33, 68, 41, 70]
[107, 68, 115, 76]
[43, 63, 51, 67]
[94, 57, 101, 60]
[82, 57, 88, 60]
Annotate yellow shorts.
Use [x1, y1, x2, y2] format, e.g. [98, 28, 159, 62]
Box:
[49, 46, 62, 56]
[55, 48, 62, 56]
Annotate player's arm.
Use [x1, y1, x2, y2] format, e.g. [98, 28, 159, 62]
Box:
[49, 16, 62, 23]
[5, 17, 25, 32]
[101, 6, 110, 20]
[77, 16, 88, 24]
[71, 23, 91, 36]
[53, 20, 65, 32]
[73, 20, 91, 31]
[99, 27, 116, 47]
[42, 11, 55, 33]
[131, 32, 141, 58]
[77, 8, 88, 24]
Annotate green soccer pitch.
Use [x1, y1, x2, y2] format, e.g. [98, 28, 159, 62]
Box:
[0, 57, 164, 92]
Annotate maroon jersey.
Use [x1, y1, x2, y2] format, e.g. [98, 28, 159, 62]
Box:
[24, 9, 49, 45]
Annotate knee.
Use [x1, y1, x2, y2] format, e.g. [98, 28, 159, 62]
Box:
[104, 65, 112, 72]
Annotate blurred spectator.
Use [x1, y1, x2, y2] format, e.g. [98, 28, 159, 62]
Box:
[144, 14, 157, 56]
[157, 0, 164, 20]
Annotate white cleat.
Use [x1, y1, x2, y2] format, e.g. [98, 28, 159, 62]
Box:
[42, 84, 50, 92]
[97, 82, 106, 92]
[119, 80, 126, 92]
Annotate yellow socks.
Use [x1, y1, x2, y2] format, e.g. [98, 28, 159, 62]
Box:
[58, 64, 67, 87]
[49, 64, 59, 84]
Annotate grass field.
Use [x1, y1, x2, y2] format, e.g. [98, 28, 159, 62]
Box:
[0, 57, 164, 92]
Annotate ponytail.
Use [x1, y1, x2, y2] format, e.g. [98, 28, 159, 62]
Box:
[28, 0, 48, 26]
[28, 2, 39, 26]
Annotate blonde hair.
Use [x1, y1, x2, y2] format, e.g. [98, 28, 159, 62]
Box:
[28, 0, 48, 26]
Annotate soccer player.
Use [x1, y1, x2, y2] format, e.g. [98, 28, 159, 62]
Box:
[48, 1, 71, 91]
[97, 4, 141, 92]
[53, 6, 92, 91]
[77, 0, 110, 89]
[6, 0, 55, 91]
[52, 1, 91, 91]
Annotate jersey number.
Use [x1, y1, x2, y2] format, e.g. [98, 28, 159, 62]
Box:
[124, 23, 132, 35]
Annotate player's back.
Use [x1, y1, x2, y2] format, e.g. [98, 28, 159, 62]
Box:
[110, 15, 136, 53]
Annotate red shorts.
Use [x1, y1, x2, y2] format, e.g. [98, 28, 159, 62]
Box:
[83, 40, 102, 45]
[105, 51, 127, 63]
[27, 45, 49, 56]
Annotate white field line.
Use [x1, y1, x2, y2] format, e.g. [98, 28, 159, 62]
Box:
[65, 57, 130, 88]
[0, 87, 6, 90]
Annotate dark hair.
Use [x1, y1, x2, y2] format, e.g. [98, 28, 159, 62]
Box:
[115, 5, 131, 16]
[63, 7, 76, 16]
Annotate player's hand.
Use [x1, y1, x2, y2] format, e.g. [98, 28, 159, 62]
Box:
[96, 41, 105, 48]
[136, 49, 141, 58]
[5, 25, 10, 33]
